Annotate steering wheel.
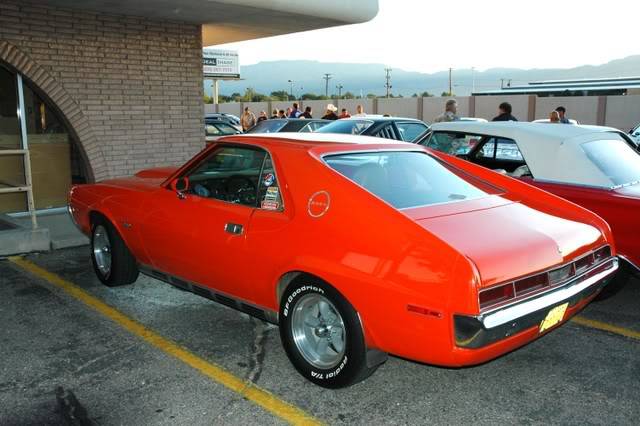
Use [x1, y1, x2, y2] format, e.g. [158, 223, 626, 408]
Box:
[225, 175, 257, 205]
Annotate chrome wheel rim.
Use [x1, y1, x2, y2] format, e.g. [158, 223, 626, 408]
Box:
[93, 225, 112, 278]
[291, 293, 346, 369]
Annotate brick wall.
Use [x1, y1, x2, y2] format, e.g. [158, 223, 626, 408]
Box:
[0, 0, 204, 180]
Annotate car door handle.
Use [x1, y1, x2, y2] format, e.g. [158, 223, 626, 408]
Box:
[224, 223, 243, 235]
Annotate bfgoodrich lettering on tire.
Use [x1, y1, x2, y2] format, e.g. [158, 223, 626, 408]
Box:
[279, 276, 377, 388]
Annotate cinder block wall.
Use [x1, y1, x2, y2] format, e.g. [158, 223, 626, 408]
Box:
[0, 0, 203, 180]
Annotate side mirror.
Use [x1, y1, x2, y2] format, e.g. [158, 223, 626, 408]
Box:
[170, 177, 189, 199]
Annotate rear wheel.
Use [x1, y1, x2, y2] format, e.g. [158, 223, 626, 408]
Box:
[279, 277, 378, 388]
[91, 216, 138, 287]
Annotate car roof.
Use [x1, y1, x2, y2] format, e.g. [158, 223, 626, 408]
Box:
[222, 132, 410, 146]
[340, 116, 425, 122]
[429, 121, 630, 188]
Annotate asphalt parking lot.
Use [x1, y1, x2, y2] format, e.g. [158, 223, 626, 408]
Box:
[1, 247, 639, 425]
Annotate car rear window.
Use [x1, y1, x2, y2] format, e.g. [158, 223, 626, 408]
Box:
[246, 120, 288, 133]
[324, 151, 501, 209]
[315, 120, 373, 135]
[581, 138, 640, 187]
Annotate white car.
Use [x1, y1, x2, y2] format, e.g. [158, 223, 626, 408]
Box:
[629, 122, 640, 147]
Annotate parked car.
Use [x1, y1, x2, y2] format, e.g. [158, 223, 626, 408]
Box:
[315, 116, 429, 142]
[205, 121, 241, 143]
[420, 121, 640, 272]
[246, 118, 329, 134]
[69, 132, 618, 388]
[629, 122, 640, 148]
[205, 113, 242, 132]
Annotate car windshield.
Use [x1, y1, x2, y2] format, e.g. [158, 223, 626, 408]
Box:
[581, 139, 640, 188]
[315, 120, 373, 135]
[324, 151, 501, 209]
[246, 120, 288, 133]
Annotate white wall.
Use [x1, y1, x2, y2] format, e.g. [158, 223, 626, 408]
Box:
[422, 97, 470, 123]
[475, 95, 530, 121]
[337, 99, 374, 115]
[605, 95, 640, 131]
[377, 98, 419, 118]
[217, 102, 242, 116]
[535, 96, 599, 124]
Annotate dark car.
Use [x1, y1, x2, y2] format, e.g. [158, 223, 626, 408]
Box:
[315, 116, 430, 142]
[205, 121, 242, 144]
[246, 118, 329, 134]
[205, 113, 242, 132]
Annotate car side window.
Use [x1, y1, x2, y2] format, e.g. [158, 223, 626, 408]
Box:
[396, 122, 429, 142]
[428, 132, 481, 156]
[495, 138, 524, 161]
[185, 145, 266, 207]
[256, 154, 284, 211]
[374, 125, 397, 140]
[475, 138, 496, 159]
[205, 124, 221, 136]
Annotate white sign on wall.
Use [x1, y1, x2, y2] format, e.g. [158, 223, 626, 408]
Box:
[203, 49, 240, 79]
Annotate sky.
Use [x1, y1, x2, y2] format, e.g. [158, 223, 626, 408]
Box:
[214, 0, 640, 73]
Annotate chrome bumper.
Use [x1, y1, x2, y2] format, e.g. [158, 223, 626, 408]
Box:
[454, 257, 618, 349]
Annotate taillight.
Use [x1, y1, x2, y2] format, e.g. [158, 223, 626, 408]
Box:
[479, 283, 515, 310]
[548, 263, 575, 286]
[514, 273, 548, 295]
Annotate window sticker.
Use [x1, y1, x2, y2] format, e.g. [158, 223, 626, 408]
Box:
[264, 186, 279, 201]
[263, 172, 275, 186]
[261, 200, 279, 210]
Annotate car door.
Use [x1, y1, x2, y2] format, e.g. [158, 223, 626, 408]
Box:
[139, 144, 270, 300]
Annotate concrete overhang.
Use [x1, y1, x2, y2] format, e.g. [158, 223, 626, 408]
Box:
[36, 0, 379, 45]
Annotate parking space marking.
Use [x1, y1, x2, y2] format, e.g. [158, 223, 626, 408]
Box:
[572, 315, 640, 341]
[8, 256, 321, 426]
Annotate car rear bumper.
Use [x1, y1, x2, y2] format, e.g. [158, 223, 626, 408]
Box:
[454, 257, 618, 349]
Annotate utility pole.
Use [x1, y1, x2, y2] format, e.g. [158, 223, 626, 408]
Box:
[471, 67, 475, 94]
[287, 79, 294, 99]
[448, 67, 452, 96]
[322, 73, 332, 97]
[336, 84, 343, 98]
[500, 78, 505, 89]
[384, 67, 392, 98]
[507, 79, 512, 88]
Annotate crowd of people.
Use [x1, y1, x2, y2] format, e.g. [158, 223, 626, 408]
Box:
[240, 102, 369, 131]
[240, 98, 575, 132]
[434, 99, 573, 124]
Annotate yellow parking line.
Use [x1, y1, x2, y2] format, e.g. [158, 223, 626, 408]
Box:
[571, 315, 640, 341]
[8, 256, 321, 426]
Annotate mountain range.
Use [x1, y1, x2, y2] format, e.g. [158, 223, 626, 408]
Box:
[206, 55, 640, 98]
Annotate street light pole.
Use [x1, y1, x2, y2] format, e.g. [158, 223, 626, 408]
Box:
[287, 79, 294, 100]
[336, 84, 343, 98]
[384, 67, 392, 98]
[323, 73, 332, 98]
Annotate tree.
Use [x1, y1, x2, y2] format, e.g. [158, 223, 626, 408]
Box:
[366, 93, 377, 99]
[441, 91, 455, 97]
[270, 90, 290, 101]
[343, 91, 355, 99]
[411, 93, 419, 98]
[203, 94, 213, 104]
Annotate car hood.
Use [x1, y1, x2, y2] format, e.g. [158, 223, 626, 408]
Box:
[410, 200, 604, 288]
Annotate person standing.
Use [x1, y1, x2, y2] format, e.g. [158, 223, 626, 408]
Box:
[270, 109, 278, 119]
[241, 106, 256, 131]
[353, 104, 366, 117]
[289, 102, 301, 118]
[492, 102, 518, 121]
[549, 111, 560, 123]
[300, 106, 313, 119]
[434, 99, 459, 122]
[339, 108, 351, 119]
[321, 104, 339, 120]
[555, 106, 571, 124]
[277, 109, 287, 119]
[257, 111, 268, 123]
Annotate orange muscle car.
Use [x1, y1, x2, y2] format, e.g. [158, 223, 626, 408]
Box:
[69, 133, 619, 388]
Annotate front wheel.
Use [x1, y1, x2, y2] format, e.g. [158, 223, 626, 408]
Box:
[279, 277, 377, 388]
[91, 216, 139, 287]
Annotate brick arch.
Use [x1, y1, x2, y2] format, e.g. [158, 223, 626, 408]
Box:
[0, 40, 106, 182]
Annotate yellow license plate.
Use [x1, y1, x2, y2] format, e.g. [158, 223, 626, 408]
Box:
[539, 303, 569, 333]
